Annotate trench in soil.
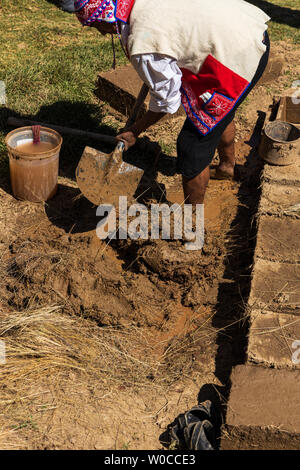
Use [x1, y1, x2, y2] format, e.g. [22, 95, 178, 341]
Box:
[0, 137, 262, 449]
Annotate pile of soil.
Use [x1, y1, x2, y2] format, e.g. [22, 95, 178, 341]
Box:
[1, 177, 233, 324]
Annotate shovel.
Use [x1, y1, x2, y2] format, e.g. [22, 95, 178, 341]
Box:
[75, 83, 149, 206]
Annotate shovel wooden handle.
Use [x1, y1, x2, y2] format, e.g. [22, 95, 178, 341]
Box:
[125, 83, 149, 128]
[101, 84, 149, 183]
[109, 83, 149, 166]
[7, 116, 117, 145]
[7, 84, 149, 145]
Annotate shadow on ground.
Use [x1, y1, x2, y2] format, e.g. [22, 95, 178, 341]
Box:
[45, 184, 99, 233]
[160, 111, 266, 450]
[0, 101, 114, 178]
[0, 101, 174, 234]
[248, 0, 300, 28]
[0, 101, 171, 189]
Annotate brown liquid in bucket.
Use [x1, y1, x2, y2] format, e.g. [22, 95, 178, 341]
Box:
[17, 141, 55, 154]
[5, 126, 63, 202]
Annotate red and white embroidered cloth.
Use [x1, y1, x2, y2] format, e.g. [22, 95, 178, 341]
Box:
[115, 0, 135, 23]
[75, 0, 134, 25]
[75, 0, 116, 25]
[180, 55, 249, 135]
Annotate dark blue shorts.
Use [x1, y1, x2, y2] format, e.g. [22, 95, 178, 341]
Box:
[176, 32, 270, 179]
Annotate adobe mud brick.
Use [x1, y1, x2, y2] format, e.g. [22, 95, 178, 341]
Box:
[257, 54, 283, 86]
[255, 215, 300, 263]
[247, 310, 300, 369]
[277, 88, 300, 127]
[221, 365, 300, 450]
[97, 64, 185, 119]
[248, 259, 300, 313]
[262, 161, 300, 187]
[258, 182, 300, 218]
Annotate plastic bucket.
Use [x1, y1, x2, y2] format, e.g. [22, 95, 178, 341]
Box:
[5, 126, 63, 202]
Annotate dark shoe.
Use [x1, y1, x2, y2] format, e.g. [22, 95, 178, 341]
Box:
[169, 401, 218, 450]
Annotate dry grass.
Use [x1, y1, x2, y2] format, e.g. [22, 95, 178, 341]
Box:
[0, 301, 222, 448]
[0, 303, 218, 395]
[0, 305, 159, 390]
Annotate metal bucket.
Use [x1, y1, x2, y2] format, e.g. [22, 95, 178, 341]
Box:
[259, 120, 300, 166]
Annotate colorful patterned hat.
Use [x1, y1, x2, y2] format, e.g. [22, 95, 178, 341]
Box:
[75, 0, 116, 26]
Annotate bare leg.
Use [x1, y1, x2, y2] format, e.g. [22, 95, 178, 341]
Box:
[182, 166, 210, 205]
[216, 119, 236, 178]
[181, 119, 236, 204]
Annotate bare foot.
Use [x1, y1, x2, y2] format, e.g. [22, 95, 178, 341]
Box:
[217, 162, 235, 178]
[210, 163, 235, 180]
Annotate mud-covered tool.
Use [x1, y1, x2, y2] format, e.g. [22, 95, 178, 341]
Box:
[76, 83, 149, 206]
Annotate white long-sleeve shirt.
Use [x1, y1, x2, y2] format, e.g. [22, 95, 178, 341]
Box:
[121, 24, 182, 114]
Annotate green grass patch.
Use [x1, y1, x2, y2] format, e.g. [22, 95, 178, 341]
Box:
[0, 0, 128, 176]
[0, 0, 299, 177]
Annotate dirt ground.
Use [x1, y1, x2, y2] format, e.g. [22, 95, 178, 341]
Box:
[0, 174, 238, 449]
[0, 41, 299, 450]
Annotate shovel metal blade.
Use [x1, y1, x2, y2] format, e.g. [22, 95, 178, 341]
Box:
[76, 146, 144, 206]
